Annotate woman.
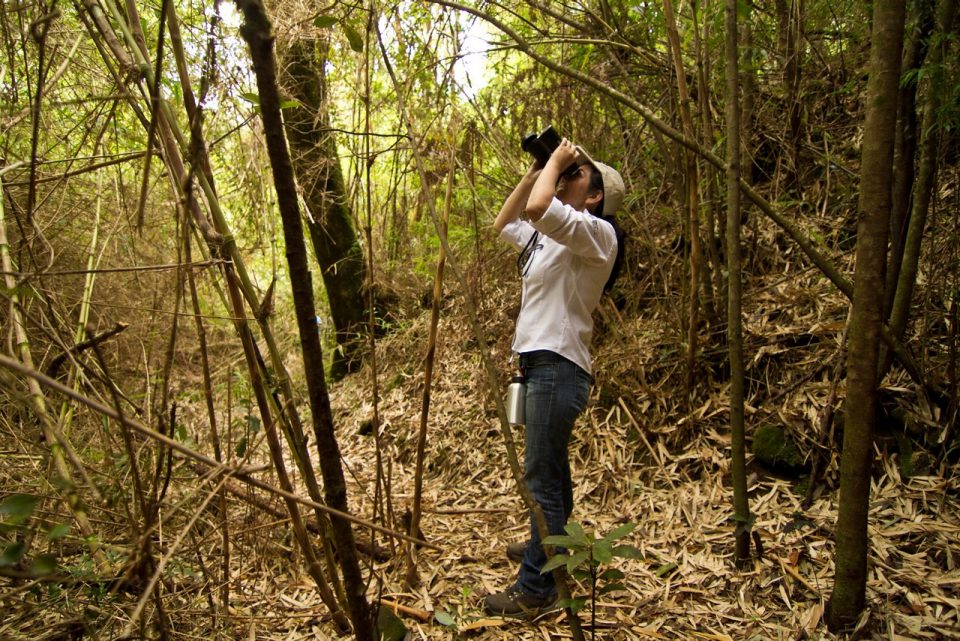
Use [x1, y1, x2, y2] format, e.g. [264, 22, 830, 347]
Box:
[485, 138, 624, 617]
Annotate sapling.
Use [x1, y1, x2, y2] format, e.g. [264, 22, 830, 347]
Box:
[542, 521, 640, 639]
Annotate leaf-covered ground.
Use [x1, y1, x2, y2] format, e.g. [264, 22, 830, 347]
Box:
[219, 272, 960, 641]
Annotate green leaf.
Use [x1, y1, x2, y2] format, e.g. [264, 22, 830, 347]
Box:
[279, 99, 302, 109]
[603, 522, 637, 543]
[0, 542, 26, 566]
[655, 561, 678, 577]
[240, 92, 260, 105]
[612, 544, 643, 559]
[542, 534, 579, 548]
[566, 550, 590, 573]
[571, 568, 592, 581]
[235, 436, 248, 458]
[599, 582, 626, 595]
[563, 521, 589, 546]
[433, 611, 456, 627]
[46, 523, 70, 541]
[314, 15, 338, 28]
[599, 568, 624, 582]
[31, 554, 57, 575]
[0, 494, 38, 524]
[246, 414, 261, 433]
[342, 23, 364, 52]
[541, 553, 569, 573]
[177, 423, 187, 441]
[557, 596, 587, 613]
[593, 540, 613, 564]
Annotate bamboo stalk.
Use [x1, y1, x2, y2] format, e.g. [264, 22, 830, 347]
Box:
[233, 1, 375, 635]
[0, 173, 111, 574]
[404, 116, 456, 589]
[663, 0, 704, 396]
[84, 0, 353, 623]
[184, 215, 231, 618]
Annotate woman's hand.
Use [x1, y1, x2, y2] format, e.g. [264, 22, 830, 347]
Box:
[546, 138, 579, 172]
[524, 138, 578, 222]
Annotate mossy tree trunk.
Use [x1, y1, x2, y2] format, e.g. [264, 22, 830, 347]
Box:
[828, 0, 905, 630]
[282, 37, 368, 381]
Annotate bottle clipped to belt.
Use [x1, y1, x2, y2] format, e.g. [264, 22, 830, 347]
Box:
[505, 372, 526, 426]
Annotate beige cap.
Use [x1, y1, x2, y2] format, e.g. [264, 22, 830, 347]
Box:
[576, 146, 625, 216]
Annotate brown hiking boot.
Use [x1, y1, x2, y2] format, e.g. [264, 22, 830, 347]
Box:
[506, 540, 528, 563]
[483, 585, 558, 618]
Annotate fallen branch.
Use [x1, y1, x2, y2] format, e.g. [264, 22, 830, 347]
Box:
[45, 321, 128, 378]
[379, 598, 432, 623]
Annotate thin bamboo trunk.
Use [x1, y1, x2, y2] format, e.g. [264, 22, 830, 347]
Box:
[234, 1, 374, 636]
[183, 217, 231, 618]
[0, 173, 110, 574]
[404, 127, 455, 588]
[886, 0, 959, 355]
[663, 0, 704, 395]
[724, 0, 752, 567]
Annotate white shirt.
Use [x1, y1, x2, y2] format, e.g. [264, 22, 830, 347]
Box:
[499, 197, 617, 375]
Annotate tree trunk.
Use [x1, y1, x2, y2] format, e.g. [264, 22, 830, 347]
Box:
[884, 0, 935, 320]
[725, 0, 752, 567]
[281, 37, 368, 381]
[774, 0, 803, 191]
[886, 0, 959, 356]
[663, 0, 705, 394]
[693, 0, 723, 326]
[234, 2, 374, 638]
[828, 0, 905, 630]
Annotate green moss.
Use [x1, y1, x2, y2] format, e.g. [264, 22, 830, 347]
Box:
[752, 424, 805, 474]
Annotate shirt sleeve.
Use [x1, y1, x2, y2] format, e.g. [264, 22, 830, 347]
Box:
[499, 217, 538, 252]
[532, 198, 617, 264]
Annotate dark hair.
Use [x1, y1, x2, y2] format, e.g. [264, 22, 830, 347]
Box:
[585, 165, 625, 292]
[587, 165, 605, 216]
[602, 215, 626, 292]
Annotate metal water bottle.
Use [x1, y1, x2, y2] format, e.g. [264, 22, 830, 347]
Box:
[505, 374, 526, 426]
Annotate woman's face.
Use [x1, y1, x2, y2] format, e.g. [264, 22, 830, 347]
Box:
[556, 165, 601, 212]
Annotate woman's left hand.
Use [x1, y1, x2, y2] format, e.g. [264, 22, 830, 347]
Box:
[548, 138, 579, 171]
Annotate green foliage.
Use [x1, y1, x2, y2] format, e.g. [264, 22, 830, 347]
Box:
[433, 585, 474, 638]
[0, 494, 62, 577]
[542, 521, 640, 637]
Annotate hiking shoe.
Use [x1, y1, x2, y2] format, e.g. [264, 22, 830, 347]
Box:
[506, 540, 528, 563]
[483, 585, 558, 618]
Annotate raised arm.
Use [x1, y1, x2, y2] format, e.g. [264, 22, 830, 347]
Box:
[524, 138, 580, 222]
[493, 163, 541, 233]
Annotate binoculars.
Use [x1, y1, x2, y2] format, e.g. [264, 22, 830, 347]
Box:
[521, 125, 579, 176]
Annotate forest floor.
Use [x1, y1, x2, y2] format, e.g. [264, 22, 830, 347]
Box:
[223, 280, 960, 641]
[4, 248, 958, 641]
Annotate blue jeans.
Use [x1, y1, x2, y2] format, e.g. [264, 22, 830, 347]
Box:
[516, 350, 592, 597]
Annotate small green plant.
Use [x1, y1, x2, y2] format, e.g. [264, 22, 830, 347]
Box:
[542, 521, 640, 639]
[434, 585, 474, 639]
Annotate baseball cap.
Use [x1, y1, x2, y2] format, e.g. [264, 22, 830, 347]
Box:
[576, 146, 625, 216]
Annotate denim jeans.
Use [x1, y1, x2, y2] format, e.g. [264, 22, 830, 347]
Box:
[516, 350, 592, 597]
